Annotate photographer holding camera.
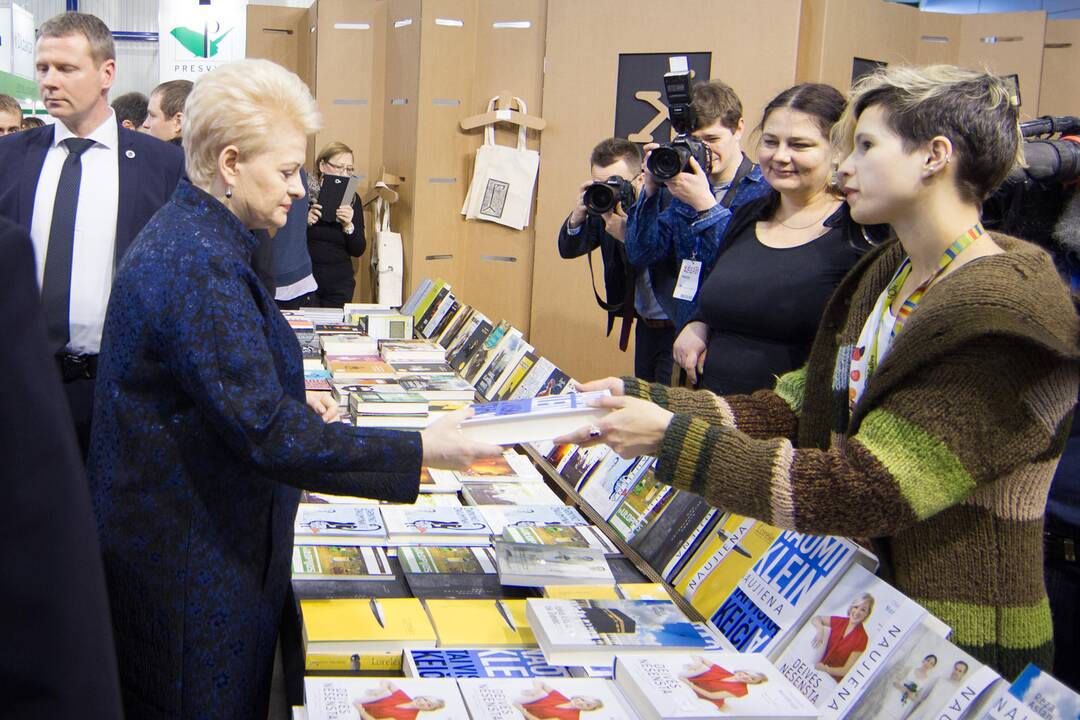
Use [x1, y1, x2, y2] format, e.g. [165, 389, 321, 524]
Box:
[560, 139, 672, 381]
[625, 80, 772, 331]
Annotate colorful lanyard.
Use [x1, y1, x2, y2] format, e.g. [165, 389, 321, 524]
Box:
[867, 223, 985, 376]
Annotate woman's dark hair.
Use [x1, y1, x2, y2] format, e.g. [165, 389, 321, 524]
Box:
[757, 83, 846, 140]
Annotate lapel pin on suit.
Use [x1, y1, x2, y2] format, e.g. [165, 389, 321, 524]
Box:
[125, 150, 135, 159]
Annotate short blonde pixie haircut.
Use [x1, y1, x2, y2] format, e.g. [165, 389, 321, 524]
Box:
[833, 65, 1022, 204]
[183, 59, 321, 187]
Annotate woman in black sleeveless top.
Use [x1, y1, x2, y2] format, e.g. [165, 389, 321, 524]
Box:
[673, 84, 872, 394]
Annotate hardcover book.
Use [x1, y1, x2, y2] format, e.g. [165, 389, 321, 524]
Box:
[415, 285, 451, 335]
[459, 392, 611, 445]
[349, 389, 429, 416]
[510, 358, 572, 399]
[495, 350, 539, 401]
[774, 564, 932, 717]
[330, 378, 403, 407]
[389, 361, 457, 377]
[398, 546, 518, 600]
[475, 330, 534, 401]
[400, 278, 436, 317]
[502, 524, 619, 555]
[845, 620, 998, 720]
[428, 450, 542, 487]
[458, 677, 637, 719]
[292, 504, 387, 546]
[613, 651, 819, 719]
[425, 598, 537, 647]
[396, 374, 476, 401]
[629, 492, 719, 580]
[478, 505, 589, 535]
[671, 515, 783, 633]
[559, 444, 613, 491]
[304, 677, 467, 720]
[608, 466, 672, 542]
[404, 648, 572, 679]
[462, 320, 511, 384]
[462, 481, 564, 507]
[300, 597, 437, 667]
[379, 338, 447, 363]
[495, 541, 614, 587]
[381, 505, 493, 546]
[421, 293, 459, 339]
[291, 545, 393, 581]
[446, 313, 491, 370]
[436, 305, 472, 348]
[579, 454, 653, 521]
[710, 530, 877, 658]
[527, 598, 716, 666]
[974, 663, 1078, 720]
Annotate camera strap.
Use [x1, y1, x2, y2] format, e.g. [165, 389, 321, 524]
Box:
[719, 155, 754, 209]
[586, 249, 624, 313]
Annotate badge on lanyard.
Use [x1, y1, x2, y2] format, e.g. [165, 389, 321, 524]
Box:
[674, 258, 703, 301]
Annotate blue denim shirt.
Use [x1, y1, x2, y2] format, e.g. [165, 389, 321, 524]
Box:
[624, 161, 771, 326]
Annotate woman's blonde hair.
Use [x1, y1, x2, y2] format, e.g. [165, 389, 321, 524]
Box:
[183, 59, 321, 187]
[315, 141, 355, 181]
[832, 64, 1022, 204]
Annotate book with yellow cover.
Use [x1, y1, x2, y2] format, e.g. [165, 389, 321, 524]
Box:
[300, 597, 437, 665]
[425, 598, 537, 647]
[671, 514, 782, 624]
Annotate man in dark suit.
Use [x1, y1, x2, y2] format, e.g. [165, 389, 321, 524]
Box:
[0, 215, 123, 719]
[0, 12, 185, 454]
[557, 138, 674, 382]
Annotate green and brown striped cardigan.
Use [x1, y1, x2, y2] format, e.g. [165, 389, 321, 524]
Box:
[625, 234, 1079, 679]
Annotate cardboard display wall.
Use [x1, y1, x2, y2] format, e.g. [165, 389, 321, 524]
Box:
[1038, 19, 1080, 118]
[251, 0, 1071, 380]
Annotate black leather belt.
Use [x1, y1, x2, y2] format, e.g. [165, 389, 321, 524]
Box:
[1046, 531, 1078, 563]
[640, 318, 674, 329]
[56, 353, 98, 382]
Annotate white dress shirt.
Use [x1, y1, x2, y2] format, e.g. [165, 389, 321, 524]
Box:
[30, 111, 120, 355]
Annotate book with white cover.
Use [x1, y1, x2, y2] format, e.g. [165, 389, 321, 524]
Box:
[404, 647, 573, 679]
[614, 652, 819, 719]
[774, 564, 932, 719]
[463, 481, 563, 507]
[845, 619, 999, 720]
[975, 663, 1080, 720]
[710, 530, 877, 659]
[495, 541, 614, 587]
[459, 391, 611, 445]
[503, 524, 619, 555]
[478, 505, 588, 535]
[292, 504, 387, 546]
[579, 454, 652, 521]
[527, 598, 716, 666]
[381, 505, 493, 546]
[458, 678, 638, 720]
[304, 677, 467, 720]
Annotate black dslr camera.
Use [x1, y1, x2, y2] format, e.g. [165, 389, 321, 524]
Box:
[646, 69, 713, 182]
[583, 176, 636, 215]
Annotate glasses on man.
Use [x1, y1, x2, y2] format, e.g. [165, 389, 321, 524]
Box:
[323, 160, 355, 175]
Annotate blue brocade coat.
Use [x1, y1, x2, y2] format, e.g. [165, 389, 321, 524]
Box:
[87, 180, 422, 719]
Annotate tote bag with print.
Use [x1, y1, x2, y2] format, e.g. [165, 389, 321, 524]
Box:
[461, 96, 540, 230]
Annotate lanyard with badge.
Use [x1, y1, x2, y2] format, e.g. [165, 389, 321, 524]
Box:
[673, 156, 754, 302]
[865, 223, 985, 376]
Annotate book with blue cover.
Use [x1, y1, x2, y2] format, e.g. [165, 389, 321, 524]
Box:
[403, 648, 572, 679]
[977, 663, 1080, 720]
[459, 391, 611, 445]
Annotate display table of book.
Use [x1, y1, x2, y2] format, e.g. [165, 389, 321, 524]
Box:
[280, 284, 1079, 720]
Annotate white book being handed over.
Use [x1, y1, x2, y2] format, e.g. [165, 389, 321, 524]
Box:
[459, 391, 612, 445]
[614, 652, 819, 720]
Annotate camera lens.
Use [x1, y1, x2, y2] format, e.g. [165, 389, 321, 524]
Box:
[648, 146, 688, 181]
[583, 184, 617, 215]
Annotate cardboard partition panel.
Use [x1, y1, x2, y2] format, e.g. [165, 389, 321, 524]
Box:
[916, 11, 961, 66]
[956, 10, 1046, 116]
[314, 0, 388, 301]
[246, 6, 306, 73]
[797, 0, 921, 88]
[1038, 19, 1080, 117]
[532, 0, 801, 383]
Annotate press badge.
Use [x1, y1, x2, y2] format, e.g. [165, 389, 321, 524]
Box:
[673, 259, 703, 301]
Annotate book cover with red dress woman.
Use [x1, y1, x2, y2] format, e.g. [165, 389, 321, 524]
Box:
[458, 678, 636, 719]
[304, 677, 468, 719]
[612, 651, 818, 718]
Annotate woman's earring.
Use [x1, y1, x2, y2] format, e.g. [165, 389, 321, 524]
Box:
[225, 187, 233, 199]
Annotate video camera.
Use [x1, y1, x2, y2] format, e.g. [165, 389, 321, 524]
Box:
[645, 70, 713, 182]
[583, 176, 636, 215]
[983, 115, 1080, 273]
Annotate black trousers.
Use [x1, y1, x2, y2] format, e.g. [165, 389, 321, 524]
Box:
[634, 320, 676, 386]
[62, 374, 96, 459]
[1047, 550, 1080, 691]
[275, 291, 318, 311]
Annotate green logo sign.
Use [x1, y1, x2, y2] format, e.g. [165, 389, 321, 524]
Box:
[170, 22, 233, 59]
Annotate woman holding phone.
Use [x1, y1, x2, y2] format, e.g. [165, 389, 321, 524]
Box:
[307, 140, 366, 306]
